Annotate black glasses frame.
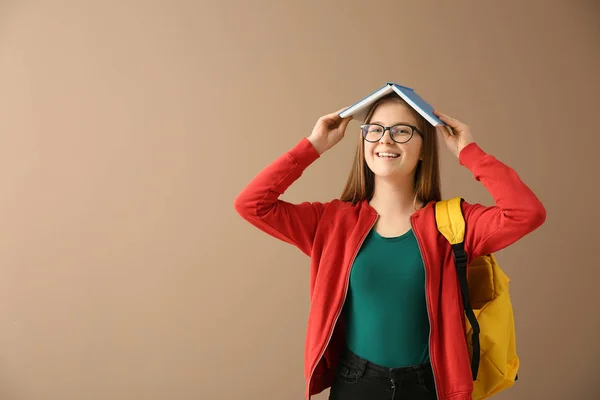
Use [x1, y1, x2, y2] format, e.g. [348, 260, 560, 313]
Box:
[360, 123, 423, 143]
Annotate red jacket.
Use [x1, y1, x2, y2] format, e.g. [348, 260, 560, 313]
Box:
[234, 137, 546, 400]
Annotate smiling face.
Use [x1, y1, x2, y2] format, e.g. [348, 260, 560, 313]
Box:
[363, 101, 423, 180]
[340, 96, 442, 205]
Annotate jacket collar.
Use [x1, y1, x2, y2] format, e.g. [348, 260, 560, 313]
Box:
[358, 198, 434, 218]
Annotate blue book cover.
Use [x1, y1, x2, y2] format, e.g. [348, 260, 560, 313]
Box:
[339, 82, 445, 127]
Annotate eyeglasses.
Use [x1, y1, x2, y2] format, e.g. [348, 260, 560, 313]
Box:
[360, 123, 422, 143]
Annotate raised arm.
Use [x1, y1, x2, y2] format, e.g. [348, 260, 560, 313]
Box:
[434, 110, 546, 261]
[458, 142, 546, 260]
[234, 109, 353, 256]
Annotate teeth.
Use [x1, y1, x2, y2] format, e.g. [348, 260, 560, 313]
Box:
[377, 152, 399, 158]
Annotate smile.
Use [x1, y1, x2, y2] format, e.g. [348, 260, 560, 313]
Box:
[376, 152, 400, 158]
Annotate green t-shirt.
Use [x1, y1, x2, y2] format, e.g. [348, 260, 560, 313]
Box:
[343, 228, 430, 368]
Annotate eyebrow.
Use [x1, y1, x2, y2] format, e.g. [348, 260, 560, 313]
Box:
[370, 120, 414, 126]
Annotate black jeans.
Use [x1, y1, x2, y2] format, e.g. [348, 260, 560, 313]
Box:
[329, 347, 438, 400]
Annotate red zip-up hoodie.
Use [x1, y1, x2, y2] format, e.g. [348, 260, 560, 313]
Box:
[234, 137, 546, 400]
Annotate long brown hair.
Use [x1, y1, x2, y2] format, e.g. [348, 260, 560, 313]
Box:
[340, 93, 442, 206]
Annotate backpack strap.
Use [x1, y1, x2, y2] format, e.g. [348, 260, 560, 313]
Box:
[435, 197, 481, 381]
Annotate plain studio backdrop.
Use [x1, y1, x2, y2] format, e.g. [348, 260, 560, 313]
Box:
[0, 1, 599, 399]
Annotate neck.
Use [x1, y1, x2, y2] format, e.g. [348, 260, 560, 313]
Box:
[369, 175, 421, 217]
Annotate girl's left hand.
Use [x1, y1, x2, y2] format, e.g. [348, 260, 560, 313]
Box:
[433, 110, 475, 158]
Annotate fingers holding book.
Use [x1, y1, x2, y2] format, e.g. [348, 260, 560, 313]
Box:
[307, 108, 353, 155]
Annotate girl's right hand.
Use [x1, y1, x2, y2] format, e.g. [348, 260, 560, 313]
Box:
[307, 108, 353, 155]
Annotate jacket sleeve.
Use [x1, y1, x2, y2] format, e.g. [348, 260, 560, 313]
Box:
[458, 142, 547, 261]
[234, 137, 328, 257]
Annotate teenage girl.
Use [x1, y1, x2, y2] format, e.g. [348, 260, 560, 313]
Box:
[234, 93, 546, 400]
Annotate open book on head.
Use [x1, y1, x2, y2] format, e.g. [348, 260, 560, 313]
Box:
[339, 82, 446, 127]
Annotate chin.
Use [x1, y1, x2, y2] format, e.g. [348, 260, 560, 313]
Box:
[369, 162, 415, 179]
[374, 170, 402, 179]
[367, 165, 397, 177]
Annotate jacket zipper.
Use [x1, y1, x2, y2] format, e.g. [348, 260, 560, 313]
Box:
[410, 216, 440, 400]
[306, 213, 379, 399]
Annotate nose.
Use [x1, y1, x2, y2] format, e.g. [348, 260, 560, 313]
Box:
[379, 127, 394, 144]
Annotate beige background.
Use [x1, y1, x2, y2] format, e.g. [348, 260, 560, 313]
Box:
[0, 1, 599, 399]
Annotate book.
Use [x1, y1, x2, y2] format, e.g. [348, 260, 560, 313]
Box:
[339, 82, 446, 127]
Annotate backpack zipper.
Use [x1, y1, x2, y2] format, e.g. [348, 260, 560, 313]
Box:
[306, 213, 378, 399]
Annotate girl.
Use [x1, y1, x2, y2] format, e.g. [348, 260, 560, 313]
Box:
[234, 93, 546, 400]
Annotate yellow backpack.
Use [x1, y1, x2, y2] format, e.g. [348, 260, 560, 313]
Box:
[435, 197, 519, 400]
